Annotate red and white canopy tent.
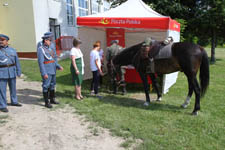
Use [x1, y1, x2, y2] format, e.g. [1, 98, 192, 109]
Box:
[77, 0, 180, 94]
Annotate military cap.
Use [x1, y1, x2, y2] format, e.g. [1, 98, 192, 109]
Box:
[111, 40, 119, 44]
[142, 37, 152, 46]
[0, 34, 10, 41]
[44, 32, 53, 37]
[42, 34, 51, 40]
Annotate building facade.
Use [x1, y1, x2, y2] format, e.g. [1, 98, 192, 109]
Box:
[0, 0, 110, 57]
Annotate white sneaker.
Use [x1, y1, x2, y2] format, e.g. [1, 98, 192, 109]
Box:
[90, 90, 95, 96]
[143, 102, 150, 106]
[95, 94, 102, 99]
[156, 97, 162, 102]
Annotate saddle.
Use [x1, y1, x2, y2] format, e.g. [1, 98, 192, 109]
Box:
[133, 39, 174, 74]
[154, 43, 173, 59]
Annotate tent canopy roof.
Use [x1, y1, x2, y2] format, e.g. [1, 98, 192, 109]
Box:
[84, 0, 165, 18]
[77, 0, 180, 32]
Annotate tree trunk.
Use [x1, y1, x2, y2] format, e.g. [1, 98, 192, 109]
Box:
[210, 28, 216, 63]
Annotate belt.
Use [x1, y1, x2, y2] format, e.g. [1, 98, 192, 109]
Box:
[44, 60, 55, 64]
[0, 63, 16, 68]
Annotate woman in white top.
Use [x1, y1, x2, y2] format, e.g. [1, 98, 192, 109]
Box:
[96, 41, 104, 87]
[90, 42, 103, 97]
[70, 38, 85, 100]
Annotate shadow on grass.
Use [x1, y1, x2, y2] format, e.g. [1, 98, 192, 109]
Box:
[56, 73, 73, 85]
[98, 95, 183, 113]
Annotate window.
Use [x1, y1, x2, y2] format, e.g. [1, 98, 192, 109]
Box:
[91, 0, 100, 14]
[78, 0, 88, 16]
[49, 19, 61, 40]
[103, 0, 110, 11]
[67, 0, 74, 26]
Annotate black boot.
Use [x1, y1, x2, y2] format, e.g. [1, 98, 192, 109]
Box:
[43, 92, 52, 108]
[50, 90, 59, 104]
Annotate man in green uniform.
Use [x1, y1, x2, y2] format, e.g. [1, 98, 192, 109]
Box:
[106, 40, 126, 94]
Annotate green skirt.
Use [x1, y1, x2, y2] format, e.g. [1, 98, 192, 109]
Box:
[70, 58, 83, 86]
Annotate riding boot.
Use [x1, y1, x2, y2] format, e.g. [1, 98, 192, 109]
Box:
[50, 90, 59, 104]
[43, 92, 52, 108]
[113, 79, 117, 94]
[120, 81, 127, 95]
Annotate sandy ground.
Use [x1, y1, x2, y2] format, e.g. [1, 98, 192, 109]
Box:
[0, 77, 125, 150]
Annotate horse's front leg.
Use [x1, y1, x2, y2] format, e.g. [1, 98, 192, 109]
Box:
[139, 72, 151, 106]
[149, 73, 162, 101]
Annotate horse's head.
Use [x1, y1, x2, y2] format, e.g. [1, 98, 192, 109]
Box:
[112, 42, 143, 67]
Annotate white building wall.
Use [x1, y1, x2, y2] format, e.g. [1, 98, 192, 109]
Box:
[32, 0, 78, 45]
[32, 0, 109, 45]
[32, 0, 50, 45]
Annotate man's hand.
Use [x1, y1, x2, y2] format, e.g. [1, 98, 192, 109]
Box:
[76, 70, 80, 75]
[43, 74, 48, 79]
[99, 70, 104, 76]
[59, 66, 64, 71]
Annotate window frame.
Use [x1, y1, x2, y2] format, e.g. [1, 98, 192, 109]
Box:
[66, 0, 75, 26]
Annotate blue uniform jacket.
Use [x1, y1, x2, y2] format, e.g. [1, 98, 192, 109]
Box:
[37, 41, 56, 51]
[0, 46, 21, 79]
[37, 43, 61, 76]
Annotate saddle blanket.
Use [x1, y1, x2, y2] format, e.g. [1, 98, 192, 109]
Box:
[155, 43, 173, 59]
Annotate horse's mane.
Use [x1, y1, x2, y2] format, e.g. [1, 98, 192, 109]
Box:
[113, 42, 143, 66]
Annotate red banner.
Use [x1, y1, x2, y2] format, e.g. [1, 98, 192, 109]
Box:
[106, 28, 125, 47]
[77, 17, 180, 32]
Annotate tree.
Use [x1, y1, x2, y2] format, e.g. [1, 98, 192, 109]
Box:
[193, 0, 225, 63]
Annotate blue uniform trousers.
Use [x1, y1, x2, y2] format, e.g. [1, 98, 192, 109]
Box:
[42, 74, 56, 92]
[0, 78, 18, 109]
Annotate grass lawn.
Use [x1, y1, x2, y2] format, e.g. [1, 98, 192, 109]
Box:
[20, 48, 225, 150]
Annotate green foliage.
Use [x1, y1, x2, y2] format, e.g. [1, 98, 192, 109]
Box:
[175, 19, 187, 42]
[21, 48, 225, 149]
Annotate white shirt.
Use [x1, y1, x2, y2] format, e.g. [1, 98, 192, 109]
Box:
[99, 49, 104, 60]
[90, 50, 101, 71]
[70, 47, 85, 75]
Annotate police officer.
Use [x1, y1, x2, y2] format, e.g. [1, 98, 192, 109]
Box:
[0, 34, 22, 113]
[37, 33, 63, 108]
[106, 40, 126, 94]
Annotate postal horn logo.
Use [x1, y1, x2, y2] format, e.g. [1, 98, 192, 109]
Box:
[174, 23, 179, 28]
[99, 18, 110, 25]
[112, 31, 119, 35]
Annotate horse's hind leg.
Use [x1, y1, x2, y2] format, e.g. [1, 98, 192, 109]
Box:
[139, 72, 151, 106]
[192, 77, 201, 115]
[149, 73, 162, 101]
[181, 76, 194, 108]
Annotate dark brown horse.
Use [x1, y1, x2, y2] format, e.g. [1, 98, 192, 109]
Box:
[112, 41, 210, 115]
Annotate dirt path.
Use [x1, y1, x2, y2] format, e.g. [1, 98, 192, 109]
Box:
[0, 77, 124, 150]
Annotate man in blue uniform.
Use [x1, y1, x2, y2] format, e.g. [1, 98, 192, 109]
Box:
[0, 34, 22, 113]
[37, 33, 63, 108]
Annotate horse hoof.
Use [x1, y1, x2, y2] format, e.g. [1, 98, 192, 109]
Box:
[191, 111, 198, 116]
[156, 97, 162, 102]
[143, 102, 150, 106]
[181, 104, 188, 108]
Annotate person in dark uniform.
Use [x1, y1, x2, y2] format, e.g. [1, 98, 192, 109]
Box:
[37, 33, 63, 108]
[0, 34, 22, 113]
[106, 40, 126, 94]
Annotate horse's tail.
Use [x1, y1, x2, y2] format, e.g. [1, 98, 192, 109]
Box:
[199, 47, 210, 97]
